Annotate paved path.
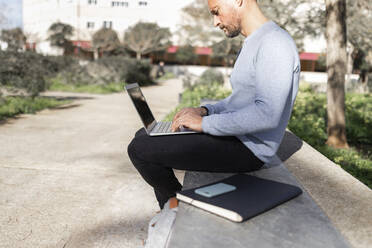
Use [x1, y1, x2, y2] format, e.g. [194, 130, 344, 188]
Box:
[0, 79, 185, 248]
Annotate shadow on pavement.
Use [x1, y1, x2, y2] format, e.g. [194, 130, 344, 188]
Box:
[50, 103, 82, 110]
[41, 95, 96, 101]
[0, 116, 24, 125]
[65, 216, 151, 248]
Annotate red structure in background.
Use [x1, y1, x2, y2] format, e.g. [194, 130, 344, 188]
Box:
[26, 41, 323, 71]
[299, 52, 320, 71]
[164, 46, 321, 71]
[72, 40, 92, 50]
[72, 40, 94, 60]
[166, 46, 212, 55]
[25, 42, 36, 52]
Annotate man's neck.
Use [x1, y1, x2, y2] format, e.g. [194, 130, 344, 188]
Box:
[240, 2, 269, 37]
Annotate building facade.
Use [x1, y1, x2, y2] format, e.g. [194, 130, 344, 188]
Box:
[23, 0, 193, 55]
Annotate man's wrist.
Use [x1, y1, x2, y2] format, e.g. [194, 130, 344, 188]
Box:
[200, 106, 209, 116]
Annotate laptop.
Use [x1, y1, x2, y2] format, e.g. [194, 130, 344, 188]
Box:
[125, 83, 199, 136]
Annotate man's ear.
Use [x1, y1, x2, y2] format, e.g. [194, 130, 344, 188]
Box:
[235, 0, 243, 7]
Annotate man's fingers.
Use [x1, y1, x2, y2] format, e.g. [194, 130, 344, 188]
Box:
[174, 109, 186, 120]
[172, 115, 188, 132]
[174, 107, 193, 120]
[171, 118, 180, 132]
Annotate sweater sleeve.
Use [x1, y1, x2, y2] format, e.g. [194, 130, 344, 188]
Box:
[201, 94, 232, 115]
[202, 37, 295, 136]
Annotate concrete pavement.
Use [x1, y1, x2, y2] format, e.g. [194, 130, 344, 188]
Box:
[0, 79, 185, 248]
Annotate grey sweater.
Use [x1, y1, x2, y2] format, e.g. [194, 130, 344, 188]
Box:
[202, 21, 300, 165]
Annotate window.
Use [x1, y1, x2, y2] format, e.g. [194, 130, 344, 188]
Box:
[87, 22, 95, 29]
[111, 1, 129, 7]
[103, 21, 113, 29]
[138, 1, 147, 6]
[88, 0, 97, 4]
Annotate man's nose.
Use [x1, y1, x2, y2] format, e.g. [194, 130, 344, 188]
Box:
[213, 15, 220, 27]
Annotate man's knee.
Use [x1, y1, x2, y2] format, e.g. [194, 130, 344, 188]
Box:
[127, 128, 146, 161]
[135, 127, 146, 137]
[127, 136, 140, 162]
[127, 132, 149, 163]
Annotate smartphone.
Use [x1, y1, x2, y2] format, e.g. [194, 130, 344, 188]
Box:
[194, 183, 236, 198]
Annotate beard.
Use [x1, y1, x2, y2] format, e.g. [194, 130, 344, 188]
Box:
[220, 22, 241, 38]
[224, 27, 241, 38]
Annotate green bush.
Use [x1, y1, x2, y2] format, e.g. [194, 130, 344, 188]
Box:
[288, 90, 372, 188]
[163, 83, 231, 122]
[0, 51, 153, 96]
[197, 68, 225, 86]
[0, 96, 71, 120]
[288, 91, 328, 147]
[0, 51, 47, 97]
[317, 145, 372, 188]
[125, 59, 153, 85]
[0, 51, 79, 97]
[51, 56, 154, 88]
[94, 56, 153, 85]
[49, 79, 126, 94]
[42, 55, 79, 76]
[345, 93, 372, 145]
[289, 91, 372, 148]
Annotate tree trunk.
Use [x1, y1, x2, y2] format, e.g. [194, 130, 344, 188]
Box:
[346, 43, 354, 83]
[325, 0, 349, 148]
[136, 52, 141, 60]
[94, 48, 99, 60]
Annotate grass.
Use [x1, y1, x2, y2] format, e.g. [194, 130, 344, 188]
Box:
[49, 80, 126, 94]
[156, 72, 176, 82]
[318, 145, 372, 188]
[0, 96, 71, 121]
[288, 88, 372, 188]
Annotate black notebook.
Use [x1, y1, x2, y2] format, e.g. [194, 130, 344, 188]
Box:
[176, 174, 302, 222]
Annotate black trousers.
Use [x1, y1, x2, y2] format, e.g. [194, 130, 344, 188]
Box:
[127, 128, 264, 209]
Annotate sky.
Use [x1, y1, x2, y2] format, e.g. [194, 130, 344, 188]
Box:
[0, 0, 22, 29]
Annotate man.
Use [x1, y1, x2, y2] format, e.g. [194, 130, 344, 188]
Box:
[127, 0, 300, 209]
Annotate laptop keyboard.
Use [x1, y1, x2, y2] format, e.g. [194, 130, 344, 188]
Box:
[152, 121, 172, 133]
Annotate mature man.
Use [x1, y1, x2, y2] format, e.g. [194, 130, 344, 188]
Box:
[127, 0, 300, 209]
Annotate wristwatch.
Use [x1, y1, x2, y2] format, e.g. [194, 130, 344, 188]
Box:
[200, 106, 209, 116]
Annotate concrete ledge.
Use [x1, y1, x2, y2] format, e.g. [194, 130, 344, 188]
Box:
[279, 132, 372, 248]
[165, 131, 371, 248]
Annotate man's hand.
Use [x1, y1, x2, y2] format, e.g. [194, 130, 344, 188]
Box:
[171, 107, 207, 132]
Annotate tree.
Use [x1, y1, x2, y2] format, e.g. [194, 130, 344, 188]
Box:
[258, 0, 325, 51]
[258, 0, 371, 147]
[92, 28, 121, 59]
[47, 22, 74, 55]
[178, 0, 222, 46]
[212, 37, 243, 68]
[0, 28, 26, 51]
[346, 1, 371, 86]
[124, 22, 171, 60]
[176, 44, 197, 65]
[325, 0, 349, 148]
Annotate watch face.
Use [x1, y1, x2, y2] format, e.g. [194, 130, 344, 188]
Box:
[202, 106, 209, 115]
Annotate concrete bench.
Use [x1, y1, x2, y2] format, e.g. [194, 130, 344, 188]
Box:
[165, 130, 356, 248]
[164, 128, 372, 248]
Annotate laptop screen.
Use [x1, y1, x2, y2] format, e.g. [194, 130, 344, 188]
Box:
[126, 85, 156, 130]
